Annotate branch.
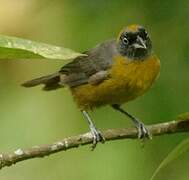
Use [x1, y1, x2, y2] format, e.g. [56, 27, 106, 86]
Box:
[0, 118, 189, 170]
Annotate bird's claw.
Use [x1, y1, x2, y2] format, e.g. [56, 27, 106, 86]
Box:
[137, 122, 152, 139]
[90, 128, 105, 150]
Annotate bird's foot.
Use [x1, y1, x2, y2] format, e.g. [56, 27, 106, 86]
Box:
[137, 122, 152, 139]
[90, 126, 105, 150]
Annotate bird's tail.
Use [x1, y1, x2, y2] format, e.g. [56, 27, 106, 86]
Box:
[21, 72, 63, 91]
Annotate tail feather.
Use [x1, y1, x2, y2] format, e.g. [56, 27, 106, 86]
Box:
[22, 73, 63, 91]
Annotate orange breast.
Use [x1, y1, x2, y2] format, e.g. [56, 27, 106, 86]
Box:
[70, 55, 160, 110]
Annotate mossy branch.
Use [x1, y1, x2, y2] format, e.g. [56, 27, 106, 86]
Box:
[0, 118, 189, 170]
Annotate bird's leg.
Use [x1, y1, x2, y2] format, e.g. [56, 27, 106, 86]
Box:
[81, 110, 105, 150]
[112, 104, 151, 139]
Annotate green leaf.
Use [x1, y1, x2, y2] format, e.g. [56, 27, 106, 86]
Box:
[0, 35, 85, 60]
[150, 139, 189, 180]
[177, 112, 189, 121]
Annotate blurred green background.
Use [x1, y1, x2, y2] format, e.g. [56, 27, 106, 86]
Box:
[0, 0, 189, 179]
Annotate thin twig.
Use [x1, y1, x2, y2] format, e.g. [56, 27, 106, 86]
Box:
[0, 118, 189, 170]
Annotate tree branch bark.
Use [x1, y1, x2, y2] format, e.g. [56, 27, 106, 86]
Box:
[0, 118, 189, 170]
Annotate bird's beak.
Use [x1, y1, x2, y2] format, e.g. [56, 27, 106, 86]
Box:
[133, 36, 147, 49]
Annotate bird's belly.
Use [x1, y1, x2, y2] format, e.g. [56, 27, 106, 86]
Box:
[71, 55, 160, 110]
[71, 76, 152, 110]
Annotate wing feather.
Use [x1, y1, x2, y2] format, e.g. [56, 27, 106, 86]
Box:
[60, 39, 117, 87]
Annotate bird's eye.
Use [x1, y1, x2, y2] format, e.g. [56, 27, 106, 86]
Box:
[140, 30, 148, 39]
[122, 37, 129, 45]
[144, 31, 148, 38]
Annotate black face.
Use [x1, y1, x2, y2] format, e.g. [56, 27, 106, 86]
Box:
[118, 27, 152, 60]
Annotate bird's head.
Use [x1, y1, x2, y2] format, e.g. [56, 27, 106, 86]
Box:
[117, 24, 152, 60]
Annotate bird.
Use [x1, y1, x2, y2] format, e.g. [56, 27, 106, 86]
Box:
[22, 24, 160, 149]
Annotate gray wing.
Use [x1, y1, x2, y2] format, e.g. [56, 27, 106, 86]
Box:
[60, 39, 118, 87]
